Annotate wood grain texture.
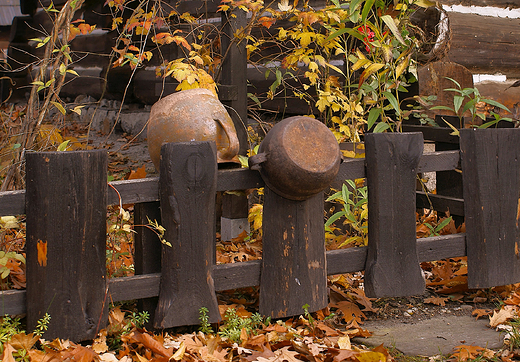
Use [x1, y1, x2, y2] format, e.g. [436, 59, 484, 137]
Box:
[154, 142, 221, 328]
[364, 132, 426, 297]
[446, 12, 520, 77]
[461, 129, 520, 288]
[25, 150, 108, 341]
[259, 188, 328, 318]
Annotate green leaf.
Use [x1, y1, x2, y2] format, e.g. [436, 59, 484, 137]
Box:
[444, 77, 461, 89]
[380, 15, 405, 45]
[373, 122, 390, 133]
[57, 140, 70, 151]
[361, 0, 375, 22]
[434, 217, 452, 233]
[481, 98, 511, 112]
[248, 93, 261, 108]
[430, 105, 454, 112]
[349, 0, 364, 15]
[367, 107, 381, 130]
[325, 211, 346, 227]
[453, 95, 464, 114]
[382, 91, 400, 115]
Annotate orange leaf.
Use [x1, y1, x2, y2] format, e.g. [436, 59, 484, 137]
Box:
[472, 309, 492, 320]
[127, 165, 147, 180]
[451, 345, 487, 362]
[258, 16, 276, 29]
[331, 300, 366, 324]
[424, 296, 448, 306]
[1, 343, 16, 362]
[37, 240, 47, 267]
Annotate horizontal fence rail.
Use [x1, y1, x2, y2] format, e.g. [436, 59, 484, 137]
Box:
[0, 150, 460, 216]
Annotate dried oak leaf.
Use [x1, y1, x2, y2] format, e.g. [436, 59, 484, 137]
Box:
[1, 343, 17, 362]
[450, 345, 494, 362]
[489, 305, 517, 328]
[472, 309, 492, 320]
[124, 330, 173, 358]
[424, 297, 449, 306]
[331, 301, 366, 324]
[255, 346, 301, 362]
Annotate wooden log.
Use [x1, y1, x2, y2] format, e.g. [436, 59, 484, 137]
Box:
[446, 12, 520, 77]
[154, 142, 221, 328]
[259, 187, 327, 318]
[134, 201, 162, 329]
[439, 0, 520, 9]
[460, 128, 520, 288]
[25, 150, 108, 341]
[364, 132, 426, 297]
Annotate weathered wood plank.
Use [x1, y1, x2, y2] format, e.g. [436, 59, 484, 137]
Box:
[364, 132, 426, 297]
[402, 125, 460, 144]
[155, 142, 220, 328]
[439, 0, 520, 9]
[0, 289, 25, 315]
[25, 150, 108, 341]
[0, 190, 25, 215]
[0, 150, 459, 216]
[1, 233, 468, 314]
[461, 128, 520, 288]
[259, 188, 328, 318]
[446, 12, 520, 77]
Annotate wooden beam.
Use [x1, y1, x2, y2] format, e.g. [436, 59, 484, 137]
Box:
[438, 0, 520, 8]
[445, 12, 520, 77]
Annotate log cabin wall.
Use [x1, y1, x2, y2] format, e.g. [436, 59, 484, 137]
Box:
[431, 1, 520, 120]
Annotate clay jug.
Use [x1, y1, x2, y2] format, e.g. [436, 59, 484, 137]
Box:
[249, 116, 341, 200]
[147, 88, 240, 171]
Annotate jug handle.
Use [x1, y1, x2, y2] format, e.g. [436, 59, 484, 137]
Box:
[248, 152, 267, 171]
[216, 116, 240, 161]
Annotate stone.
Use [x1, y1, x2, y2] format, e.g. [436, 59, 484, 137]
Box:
[354, 315, 503, 356]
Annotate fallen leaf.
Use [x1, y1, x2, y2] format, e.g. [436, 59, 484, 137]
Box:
[1, 343, 16, 362]
[490, 305, 517, 328]
[472, 309, 492, 320]
[424, 297, 449, 306]
[126, 165, 147, 180]
[331, 301, 366, 324]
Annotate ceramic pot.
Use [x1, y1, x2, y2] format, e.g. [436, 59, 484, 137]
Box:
[249, 116, 341, 200]
[147, 88, 240, 171]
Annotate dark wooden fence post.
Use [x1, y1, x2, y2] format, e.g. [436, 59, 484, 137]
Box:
[25, 150, 108, 341]
[364, 132, 425, 297]
[259, 188, 328, 318]
[460, 128, 520, 288]
[154, 142, 221, 328]
[134, 201, 161, 328]
[220, 9, 248, 155]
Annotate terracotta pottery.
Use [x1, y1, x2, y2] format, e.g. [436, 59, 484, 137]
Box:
[249, 116, 341, 200]
[147, 88, 240, 171]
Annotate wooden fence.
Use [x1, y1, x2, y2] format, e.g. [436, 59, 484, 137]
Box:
[0, 128, 519, 341]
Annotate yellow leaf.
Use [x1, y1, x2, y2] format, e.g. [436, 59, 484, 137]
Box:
[359, 63, 385, 88]
[356, 351, 386, 362]
[337, 335, 351, 350]
[316, 97, 330, 112]
[396, 53, 411, 79]
[172, 341, 186, 360]
[51, 101, 66, 115]
[57, 140, 70, 151]
[352, 58, 371, 71]
[297, 32, 313, 47]
[414, 0, 436, 8]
